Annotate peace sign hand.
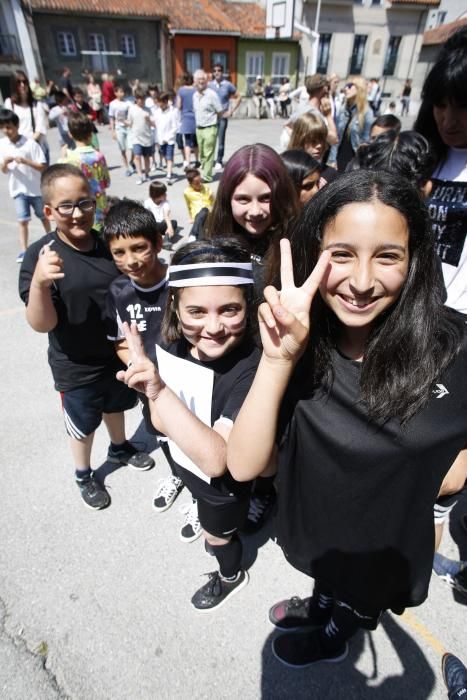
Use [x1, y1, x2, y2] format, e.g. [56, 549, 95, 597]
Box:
[116, 322, 166, 401]
[258, 239, 331, 362]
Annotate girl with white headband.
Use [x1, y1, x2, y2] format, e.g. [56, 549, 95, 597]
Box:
[118, 239, 261, 612]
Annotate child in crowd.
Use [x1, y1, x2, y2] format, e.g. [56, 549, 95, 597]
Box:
[104, 201, 199, 540]
[59, 111, 110, 229]
[118, 239, 261, 610]
[109, 84, 135, 176]
[281, 150, 324, 206]
[152, 92, 179, 184]
[69, 88, 100, 150]
[144, 180, 177, 248]
[0, 108, 50, 262]
[48, 91, 74, 156]
[183, 167, 214, 224]
[128, 88, 153, 185]
[369, 113, 402, 141]
[18, 164, 154, 510]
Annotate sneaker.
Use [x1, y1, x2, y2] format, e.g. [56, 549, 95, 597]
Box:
[107, 441, 155, 471]
[214, 162, 223, 173]
[125, 168, 132, 176]
[135, 177, 145, 185]
[191, 570, 249, 612]
[76, 473, 110, 510]
[166, 176, 173, 186]
[442, 653, 467, 699]
[16, 251, 25, 263]
[269, 595, 332, 630]
[162, 235, 173, 251]
[153, 475, 184, 512]
[193, 160, 201, 168]
[433, 553, 467, 596]
[183, 160, 189, 169]
[179, 500, 203, 542]
[272, 628, 348, 668]
[150, 163, 157, 173]
[242, 490, 276, 534]
[129, 162, 137, 174]
[187, 235, 196, 243]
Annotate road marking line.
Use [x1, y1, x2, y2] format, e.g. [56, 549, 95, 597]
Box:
[400, 610, 447, 655]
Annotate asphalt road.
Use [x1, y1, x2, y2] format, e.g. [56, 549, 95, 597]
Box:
[1, 111, 466, 700]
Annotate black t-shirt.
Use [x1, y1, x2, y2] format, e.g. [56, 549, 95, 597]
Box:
[276, 335, 467, 614]
[19, 230, 121, 391]
[157, 338, 260, 503]
[105, 273, 169, 363]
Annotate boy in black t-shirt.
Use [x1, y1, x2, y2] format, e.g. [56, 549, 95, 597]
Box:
[19, 164, 154, 510]
[103, 201, 192, 526]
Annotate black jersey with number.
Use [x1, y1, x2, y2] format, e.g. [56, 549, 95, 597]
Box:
[19, 230, 122, 391]
[105, 273, 169, 362]
[157, 338, 260, 503]
[276, 334, 467, 614]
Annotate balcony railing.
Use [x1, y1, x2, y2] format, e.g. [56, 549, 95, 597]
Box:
[0, 34, 22, 62]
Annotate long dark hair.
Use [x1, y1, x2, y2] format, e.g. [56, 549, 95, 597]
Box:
[9, 71, 35, 107]
[414, 27, 467, 166]
[162, 238, 257, 344]
[287, 169, 463, 423]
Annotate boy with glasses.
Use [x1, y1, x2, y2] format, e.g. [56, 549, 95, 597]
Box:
[19, 164, 154, 510]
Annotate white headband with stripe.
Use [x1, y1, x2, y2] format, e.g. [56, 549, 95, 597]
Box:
[168, 262, 254, 288]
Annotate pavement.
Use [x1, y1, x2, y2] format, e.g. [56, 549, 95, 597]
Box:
[1, 112, 466, 700]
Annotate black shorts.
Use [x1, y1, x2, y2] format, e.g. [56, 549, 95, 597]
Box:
[197, 493, 250, 538]
[60, 372, 137, 439]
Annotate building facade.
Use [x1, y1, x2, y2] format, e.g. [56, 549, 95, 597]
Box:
[0, 0, 43, 100]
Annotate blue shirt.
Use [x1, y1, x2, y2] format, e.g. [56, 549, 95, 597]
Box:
[208, 79, 237, 112]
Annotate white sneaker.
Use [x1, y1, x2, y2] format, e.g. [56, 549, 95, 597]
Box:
[183, 160, 189, 169]
[153, 475, 184, 512]
[214, 162, 223, 173]
[135, 177, 145, 185]
[179, 499, 203, 542]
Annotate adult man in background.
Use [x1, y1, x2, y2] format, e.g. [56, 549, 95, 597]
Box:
[208, 64, 241, 173]
[192, 70, 223, 183]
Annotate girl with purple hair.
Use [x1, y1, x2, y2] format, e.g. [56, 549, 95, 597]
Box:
[205, 143, 298, 273]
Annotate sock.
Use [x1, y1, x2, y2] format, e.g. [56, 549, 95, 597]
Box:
[109, 440, 131, 453]
[75, 467, 92, 482]
[253, 475, 275, 496]
[321, 602, 361, 651]
[211, 535, 242, 579]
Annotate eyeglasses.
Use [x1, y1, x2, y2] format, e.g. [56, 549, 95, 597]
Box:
[345, 83, 355, 89]
[213, 68, 223, 72]
[52, 199, 96, 216]
[17, 79, 29, 85]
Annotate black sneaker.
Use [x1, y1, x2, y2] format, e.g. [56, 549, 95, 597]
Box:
[242, 490, 276, 534]
[269, 596, 332, 630]
[191, 570, 249, 612]
[76, 474, 110, 510]
[442, 652, 467, 699]
[153, 475, 184, 512]
[107, 442, 155, 471]
[272, 628, 348, 668]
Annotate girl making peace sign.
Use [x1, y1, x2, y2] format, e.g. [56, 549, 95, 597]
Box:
[227, 170, 467, 667]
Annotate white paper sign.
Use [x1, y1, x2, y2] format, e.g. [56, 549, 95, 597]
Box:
[156, 345, 214, 483]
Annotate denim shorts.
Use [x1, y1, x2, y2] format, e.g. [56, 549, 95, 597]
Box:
[181, 133, 198, 149]
[14, 194, 45, 222]
[132, 143, 153, 157]
[116, 126, 132, 152]
[159, 143, 175, 160]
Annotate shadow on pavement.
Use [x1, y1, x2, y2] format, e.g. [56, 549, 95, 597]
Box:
[260, 611, 435, 699]
[93, 416, 161, 482]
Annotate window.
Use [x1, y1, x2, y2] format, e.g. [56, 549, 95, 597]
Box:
[120, 34, 136, 58]
[88, 33, 106, 53]
[211, 51, 229, 72]
[245, 51, 264, 93]
[271, 52, 290, 86]
[57, 31, 76, 56]
[383, 36, 401, 76]
[88, 33, 107, 72]
[185, 50, 202, 74]
[349, 34, 367, 75]
[317, 34, 332, 74]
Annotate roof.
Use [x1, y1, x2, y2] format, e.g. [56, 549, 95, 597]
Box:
[423, 16, 467, 45]
[27, 0, 273, 36]
[390, 0, 440, 6]
[27, 0, 170, 18]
